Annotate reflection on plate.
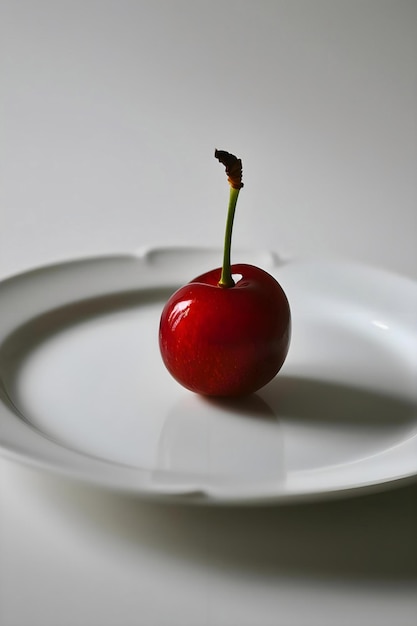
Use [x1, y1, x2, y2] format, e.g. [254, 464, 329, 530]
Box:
[0, 247, 416, 504]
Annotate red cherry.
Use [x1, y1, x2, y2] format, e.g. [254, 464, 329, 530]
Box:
[159, 264, 291, 396]
[159, 149, 291, 396]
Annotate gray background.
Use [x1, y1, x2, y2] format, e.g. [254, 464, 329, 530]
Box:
[1, 2, 416, 625]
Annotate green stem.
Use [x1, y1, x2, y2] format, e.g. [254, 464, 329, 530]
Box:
[218, 186, 240, 288]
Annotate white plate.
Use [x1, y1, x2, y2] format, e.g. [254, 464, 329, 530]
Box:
[0, 247, 416, 504]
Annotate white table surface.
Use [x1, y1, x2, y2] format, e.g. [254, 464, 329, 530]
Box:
[1, 1, 416, 625]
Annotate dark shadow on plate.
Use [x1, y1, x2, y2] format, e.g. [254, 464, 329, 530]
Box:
[260, 374, 416, 433]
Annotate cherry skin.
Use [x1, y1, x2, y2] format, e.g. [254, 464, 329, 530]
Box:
[159, 263, 291, 396]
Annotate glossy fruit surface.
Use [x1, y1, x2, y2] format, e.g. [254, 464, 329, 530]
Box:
[159, 263, 291, 396]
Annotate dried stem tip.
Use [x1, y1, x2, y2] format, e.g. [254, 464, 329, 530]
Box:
[215, 149, 244, 190]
